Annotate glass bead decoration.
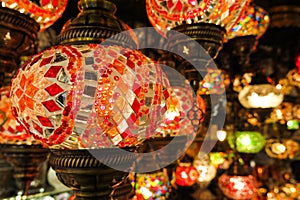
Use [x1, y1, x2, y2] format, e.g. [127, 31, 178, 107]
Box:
[1, 0, 68, 31]
[226, 4, 269, 41]
[227, 131, 265, 153]
[146, 0, 250, 36]
[197, 68, 229, 95]
[11, 44, 171, 149]
[0, 87, 37, 145]
[218, 174, 257, 199]
[134, 170, 170, 200]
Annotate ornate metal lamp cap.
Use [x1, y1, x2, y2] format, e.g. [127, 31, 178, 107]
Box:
[56, 0, 137, 48]
[170, 23, 226, 59]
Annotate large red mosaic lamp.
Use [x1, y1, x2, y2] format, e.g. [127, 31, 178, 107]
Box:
[10, 0, 173, 199]
[0, 0, 67, 197]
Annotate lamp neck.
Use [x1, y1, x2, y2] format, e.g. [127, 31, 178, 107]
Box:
[79, 0, 116, 13]
[56, 0, 136, 48]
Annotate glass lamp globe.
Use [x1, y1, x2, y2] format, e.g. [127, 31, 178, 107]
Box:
[197, 68, 229, 95]
[218, 173, 257, 199]
[238, 84, 284, 109]
[193, 153, 217, 189]
[265, 139, 299, 159]
[175, 163, 199, 187]
[228, 131, 265, 153]
[134, 170, 170, 200]
[0, 86, 37, 145]
[146, 0, 250, 37]
[10, 44, 171, 149]
[209, 152, 234, 170]
[155, 79, 204, 139]
[1, 0, 68, 31]
[226, 4, 269, 41]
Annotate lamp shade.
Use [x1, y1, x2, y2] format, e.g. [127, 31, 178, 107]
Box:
[193, 153, 217, 188]
[146, 0, 250, 36]
[218, 174, 257, 199]
[209, 152, 234, 169]
[265, 139, 299, 159]
[134, 171, 170, 199]
[238, 84, 284, 108]
[10, 44, 171, 149]
[226, 4, 269, 41]
[175, 163, 199, 187]
[1, 0, 68, 31]
[155, 79, 204, 138]
[228, 131, 265, 153]
[198, 68, 229, 95]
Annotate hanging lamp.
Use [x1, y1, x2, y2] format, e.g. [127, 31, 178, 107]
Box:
[10, 0, 173, 199]
[0, 0, 68, 197]
[218, 158, 258, 199]
[225, 4, 270, 69]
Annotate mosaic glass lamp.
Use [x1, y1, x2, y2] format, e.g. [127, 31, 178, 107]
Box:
[218, 160, 258, 199]
[238, 84, 284, 109]
[10, 0, 173, 198]
[227, 131, 265, 154]
[146, 0, 250, 37]
[226, 4, 269, 41]
[1, 0, 68, 31]
[219, 173, 257, 199]
[133, 170, 170, 200]
[225, 4, 269, 70]
[175, 162, 199, 187]
[193, 153, 217, 189]
[11, 44, 170, 149]
[265, 139, 299, 160]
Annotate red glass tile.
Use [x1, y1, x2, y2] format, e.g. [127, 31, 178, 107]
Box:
[113, 60, 125, 74]
[126, 59, 135, 69]
[30, 54, 42, 67]
[37, 116, 53, 127]
[42, 100, 61, 112]
[20, 74, 26, 89]
[41, 0, 50, 6]
[45, 83, 64, 96]
[15, 88, 23, 98]
[130, 113, 137, 122]
[44, 66, 62, 78]
[33, 121, 43, 133]
[163, 89, 170, 99]
[133, 82, 141, 96]
[131, 99, 140, 113]
[40, 56, 53, 67]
